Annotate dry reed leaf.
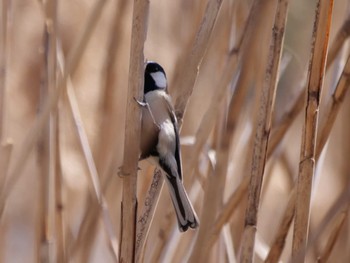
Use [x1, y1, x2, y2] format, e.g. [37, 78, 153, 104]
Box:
[294, 185, 350, 262]
[182, 0, 251, 183]
[268, 90, 305, 159]
[189, 107, 226, 263]
[316, 53, 350, 159]
[66, 80, 119, 260]
[292, 0, 334, 260]
[66, 84, 102, 204]
[327, 17, 350, 67]
[210, 176, 249, 247]
[173, 0, 224, 120]
[316, 208, 348, 263]
[265, 188, 296, 263]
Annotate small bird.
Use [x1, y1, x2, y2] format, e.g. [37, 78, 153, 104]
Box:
[137, 61, 199, 232]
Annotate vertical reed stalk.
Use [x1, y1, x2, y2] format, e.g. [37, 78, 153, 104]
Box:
[268, 13, 350, 160]
[240, 1, 289, 262]
[0, 140, 12, 213]
[119, 0, 149, 262]
[292, 0, 334, 261]
[0, 0, 9, 140]
[39, 1, 58, 261]
[135, 168, 163, 262]
[265, 52, 350, 263]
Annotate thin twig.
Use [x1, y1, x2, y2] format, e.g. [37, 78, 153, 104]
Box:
[292, 0, 334, 260]
[119, 0, 149, 262]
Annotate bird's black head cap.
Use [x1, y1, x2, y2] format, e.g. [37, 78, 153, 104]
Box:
[144, 61, 167, 94]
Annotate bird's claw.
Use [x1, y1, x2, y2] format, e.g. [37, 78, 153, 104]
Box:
[134, 97, 160, 131]
[134, 97, 147, 107]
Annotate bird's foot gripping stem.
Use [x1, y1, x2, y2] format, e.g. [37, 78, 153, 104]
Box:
[134, 97, 160, 131]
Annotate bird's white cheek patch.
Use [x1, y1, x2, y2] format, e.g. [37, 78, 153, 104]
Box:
[151, 72, 167, 89]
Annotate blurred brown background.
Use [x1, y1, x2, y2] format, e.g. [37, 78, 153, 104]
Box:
[0, 0, 349, 262]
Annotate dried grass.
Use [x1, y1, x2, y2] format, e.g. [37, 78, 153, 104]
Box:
[1, 0, 350, 262]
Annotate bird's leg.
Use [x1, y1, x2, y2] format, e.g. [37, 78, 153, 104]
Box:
[134, 97, 161, 130]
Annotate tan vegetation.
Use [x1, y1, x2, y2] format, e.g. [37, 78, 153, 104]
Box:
[0, 0, 349, 262]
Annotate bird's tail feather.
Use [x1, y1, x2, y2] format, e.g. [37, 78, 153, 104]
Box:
[165, 176, 199, 232]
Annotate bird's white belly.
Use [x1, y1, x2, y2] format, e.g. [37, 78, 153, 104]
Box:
[144, 90, 176, 155]
[157, 120, 176, 156]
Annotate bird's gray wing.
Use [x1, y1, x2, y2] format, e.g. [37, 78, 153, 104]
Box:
[163, 96, 183, 181]
[140, 105, 160, 160]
